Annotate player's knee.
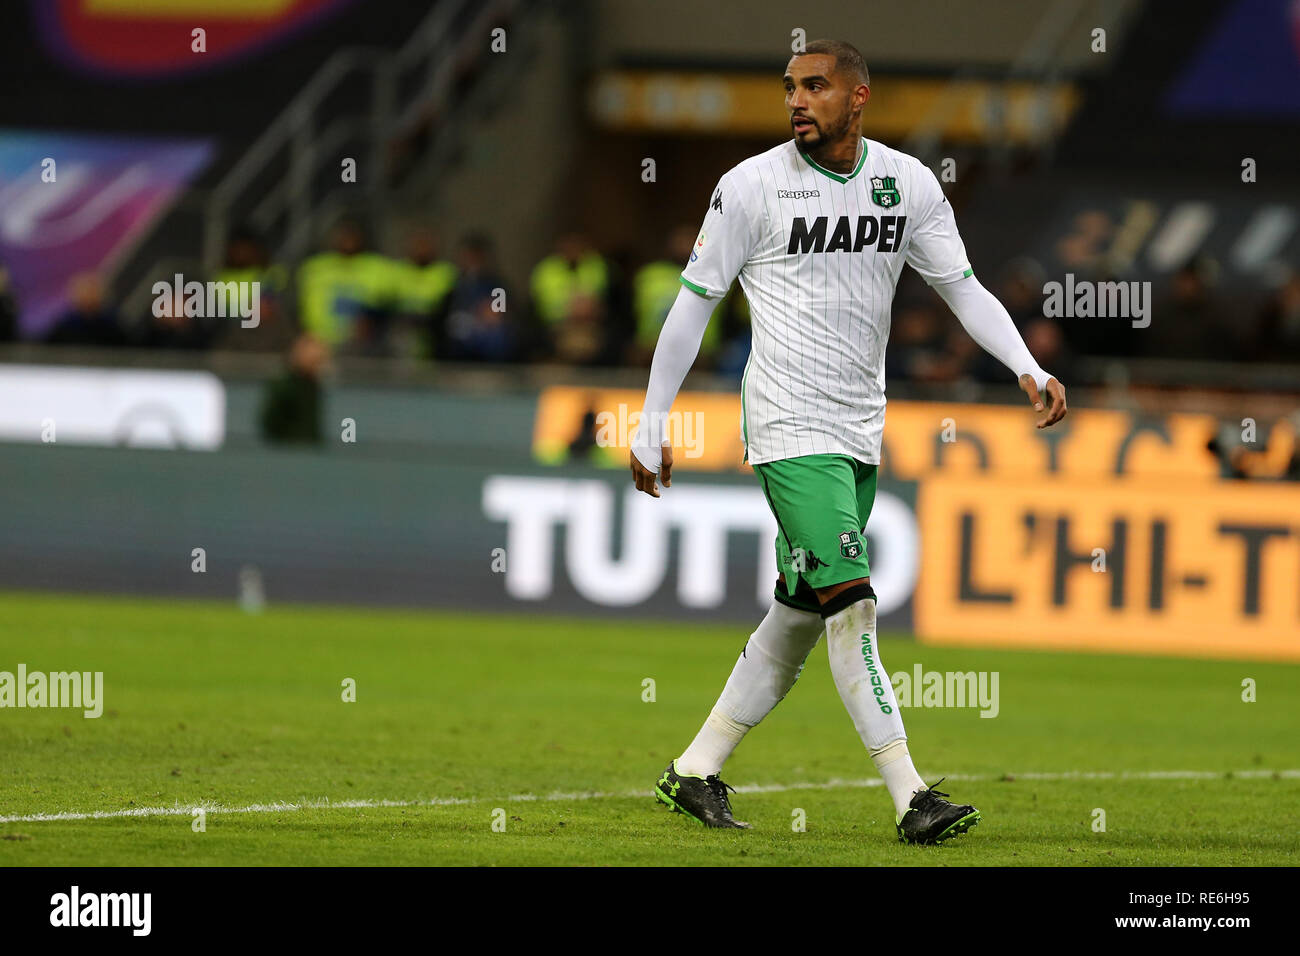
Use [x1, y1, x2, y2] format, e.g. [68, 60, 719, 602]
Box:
[816, 578, 876, 618]
[751, 598, 823, 669]
[814, 576, 872, 600]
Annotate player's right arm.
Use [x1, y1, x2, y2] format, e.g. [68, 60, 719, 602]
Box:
[630, 285, 715, 496]
[631, 171, 758, 496]
[932, 275, 1067, 428]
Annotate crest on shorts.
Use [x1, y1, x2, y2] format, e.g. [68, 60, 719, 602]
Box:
[839, 531, 864, 559]
[870, 176, 901, 208]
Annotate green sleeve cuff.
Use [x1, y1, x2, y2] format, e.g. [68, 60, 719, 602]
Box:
[679, 275, 712, 298]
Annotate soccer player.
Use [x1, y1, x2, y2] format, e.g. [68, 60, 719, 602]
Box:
[630, 39, 1067, 844]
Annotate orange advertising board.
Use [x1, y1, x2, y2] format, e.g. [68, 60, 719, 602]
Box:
[879, 401, 1223, 482]
[533, 386, 1258, 481]
[534, 386, 748, 470]
[913, 475, 1300, 661]
[534, 386, 1300, 659]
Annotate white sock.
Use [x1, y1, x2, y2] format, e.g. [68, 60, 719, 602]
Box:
[871, 738, 928, 818]
[675, 710, 748, 778]
[824, 596, 924, 814]
[676, 600, 824, 777]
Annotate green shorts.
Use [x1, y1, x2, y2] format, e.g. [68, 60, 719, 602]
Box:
[752, 453, 878, 608]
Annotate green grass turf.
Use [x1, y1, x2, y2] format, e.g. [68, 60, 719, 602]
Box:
[0, 591, 1296, 866]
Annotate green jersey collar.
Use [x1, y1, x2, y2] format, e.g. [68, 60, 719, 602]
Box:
[798, 137, 868, 184]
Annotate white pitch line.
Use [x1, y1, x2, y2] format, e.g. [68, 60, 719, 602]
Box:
[1, 769, 1295, 825]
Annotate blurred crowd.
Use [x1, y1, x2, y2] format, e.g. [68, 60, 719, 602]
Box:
[888, 255, 1300, 388]
[3, 220, 1299, 390]
[3, 219, 1297, 451]
[0, 221, 748, 377]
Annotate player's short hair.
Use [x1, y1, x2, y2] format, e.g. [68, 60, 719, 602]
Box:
[801, 39, 870, 88]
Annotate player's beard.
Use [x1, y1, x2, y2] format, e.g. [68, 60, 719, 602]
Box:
[795, 109, 856, 152]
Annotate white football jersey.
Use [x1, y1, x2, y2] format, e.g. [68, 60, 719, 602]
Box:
[681, 137, 972, 466]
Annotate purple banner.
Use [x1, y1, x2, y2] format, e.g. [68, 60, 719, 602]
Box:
[1166, 0, 1300, 118]
[0, 130, 212, 338]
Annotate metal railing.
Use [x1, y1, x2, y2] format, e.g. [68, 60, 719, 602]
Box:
[199, 0, 481, 271]
[116, 0, 522, 321]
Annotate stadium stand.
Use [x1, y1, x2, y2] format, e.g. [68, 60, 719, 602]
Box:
[0, 0, 1295, 398]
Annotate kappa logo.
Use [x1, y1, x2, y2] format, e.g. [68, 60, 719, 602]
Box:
[789, 548, 827, 572]
[777, 188, 821, 199]
[711, 188, 723, 213]
[870, 176, 901, 208]
[839, 530, 864, 559]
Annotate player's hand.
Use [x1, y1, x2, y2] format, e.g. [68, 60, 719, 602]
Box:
[630, 443, 673, 498]
[1020, 374, 1067, 429]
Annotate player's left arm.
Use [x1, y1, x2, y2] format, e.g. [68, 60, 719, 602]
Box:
[933, 275, 1067, 428]
[904, 163, 1066, 428]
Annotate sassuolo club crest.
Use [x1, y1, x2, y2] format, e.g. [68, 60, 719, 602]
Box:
[870, 176, 901, 208]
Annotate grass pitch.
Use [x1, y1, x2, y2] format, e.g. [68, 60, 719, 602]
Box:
[0, 591, 1296, 866]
